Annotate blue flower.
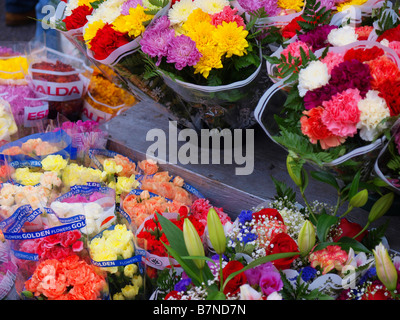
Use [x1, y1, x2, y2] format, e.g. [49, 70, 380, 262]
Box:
[174, 278, 192, 292]
[300, 266, 318, 282]
[238, 210, 253, 225]
[242, 233, 258, 244]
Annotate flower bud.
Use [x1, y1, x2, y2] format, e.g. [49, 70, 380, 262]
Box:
[298, 220, 315, 256]
[286, 155, 303, 188]
[373, 243, 398, 292]
[368, 193, 394, 223]
[183, 218, 205, 270]
[349, 189, 368, 208]
[207, 208, 226, 255]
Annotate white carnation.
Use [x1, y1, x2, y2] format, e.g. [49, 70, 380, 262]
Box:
[297, 60, 330, 97]
[357, 90, 391, 141]
[327, 26, 358, 47]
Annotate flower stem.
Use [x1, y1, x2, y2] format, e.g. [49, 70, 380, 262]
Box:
[352, 222, 370, 240]
[219, 254, 224, 292]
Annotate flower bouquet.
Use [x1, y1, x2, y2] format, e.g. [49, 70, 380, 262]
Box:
[151, 155, 399, 300]
[256, 40, 400, 183]
[0, 204, 109, 300]
[0, 98, 18, 148]
[0, 241, 18, 300]
[134, 0, 267, 130]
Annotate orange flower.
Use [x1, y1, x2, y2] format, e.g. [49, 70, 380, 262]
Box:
[309, 245, 348, 274]
[138, 159, 159, 175]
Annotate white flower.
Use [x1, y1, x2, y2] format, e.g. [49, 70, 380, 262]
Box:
[87, 0, 125, 24]
[64, 0, 79, 16]
[357, 90, 390, 141]
[193, 0, 229, 14]
[168, 0, 198, 25]
[239, 284, 262, 300]
[327, 26, 358, 47]
[297, 60, 330, 97]
[267, 291, 283, 300]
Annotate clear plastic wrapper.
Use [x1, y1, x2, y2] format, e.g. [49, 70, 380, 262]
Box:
[0, 97, 18, 147]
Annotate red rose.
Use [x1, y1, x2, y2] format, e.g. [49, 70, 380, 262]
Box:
[332, 218, 368, 242]
[90, 24, 130, 61]
[62, 5, 93, 30]
[253, 208, 284, 224]
[267, 233, 299, 270]
[222, 261, 247, 296]
[361, 280, 394, 300]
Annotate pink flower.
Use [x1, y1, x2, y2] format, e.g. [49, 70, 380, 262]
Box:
[259, 272, 283, 296]
[389, 41, 400, 58]
[321, 88, 362, 138]
[166, 35, 202, 70]
[211, 6, 245, 28]
[321, 52, 344, 74]
[309, 245, 348, 274]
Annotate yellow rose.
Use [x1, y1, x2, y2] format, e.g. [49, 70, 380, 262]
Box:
[121, 284, 139, 300]
[124, 264, 138, 278]
[41, 154, 68, 172]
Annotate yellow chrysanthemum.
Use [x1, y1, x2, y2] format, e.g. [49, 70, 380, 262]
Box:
[112, 5, 153, 38]
[214, 21, 249, 58]
[184, 20, 217, 52]
[193, 44, 224, 78]
[183, 8, 212, 32]
[336, 0, 368, 12]
[77, 0, 92, 7]
[84, 20, 105, 48]
[277, 0, 304, 12]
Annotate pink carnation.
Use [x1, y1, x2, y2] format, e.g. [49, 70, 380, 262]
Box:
[190, 198, 231, 226]
[211, 6, 245, 28]
[321, 52, 345, 74]
[279, 41, 311, 72]
[321, 88, 362, 138]
[389, 41, 400, 57]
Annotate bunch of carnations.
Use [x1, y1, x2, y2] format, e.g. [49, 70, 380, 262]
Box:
[82, 0, 170, 62]
[139, 0, 261, 85]
[88, 223, 146, 300]
[262, 41, 400, 182]
[61, 0, 94, 31]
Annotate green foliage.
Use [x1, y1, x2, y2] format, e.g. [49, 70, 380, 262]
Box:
[297, 0, 333, 32]
[279, 271, 334, 300]
[271, 176, 297, 202]
[374, 0, 400, 36]
[90, 0, 105, 10]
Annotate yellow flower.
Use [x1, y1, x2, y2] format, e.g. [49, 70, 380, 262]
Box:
[183, 20, 217, 52]
[168, 0, 197, 25]
[182, 8, 212, 32]
[214, 21, 248, 58]
[336, 0, 368, 12]
[103, 159, 123, 175]
[193, 0, 229, 14]
[121, 284, 139, 299]
[113, 292, 125, 300]
[84, 20, 105, 48]
[112, 5, 153, 38]
[41, 154, 68, 172]
[193, 44, 223, 78]
[277, 0, 304, 12]
[116, 175, 139, 195]
[77, 0, 93, 7]
[132, 275, 143, 288]
[14, 168, 42, 186]
[124, 264, 138, 278]
[0, 56, 28, 80]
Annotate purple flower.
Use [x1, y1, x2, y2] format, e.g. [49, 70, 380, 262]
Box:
[298, 25, 337, 51]
[174, 278, 192, 292]
[259, 272, 283, 296]
[166, 35, 202, 70]
[121, 0, 143, 15]
[329, 59, 372, 97]
[318, 0, 337, 11]
[303, 83, 339, 110]
[140, 17, 175, 66]
[237, 0, 280, 16]
[207, 254, 227, 277]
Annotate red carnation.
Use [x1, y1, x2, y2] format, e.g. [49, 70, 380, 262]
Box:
[221, 261, 247, 296]
[281, 16, 306, 39]
[252, 208, 284, 224]
[89, 24, 130, 61]
[267, 232, 299, 270]
[378, 79, 400, 116]
[377, 24, 400, 42]
[343, 46, 385, 63]
[62, 5, 93, 31]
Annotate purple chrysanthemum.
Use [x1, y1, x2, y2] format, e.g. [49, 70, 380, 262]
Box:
[298, 25, 338, 50]
[166, 35, 202, 70]
[318, 0, 337, 10]
[121, 0, 143, 15]
[140, 17, 175, 65]
[237, 0, 280, 16]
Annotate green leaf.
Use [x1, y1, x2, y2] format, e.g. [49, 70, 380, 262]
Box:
[347, 170, 361, 201]
[310, 170, 339, 190]
[206, 290, 226, 300]
[313, 238, 371, 253]
[316, 213, 339, 242]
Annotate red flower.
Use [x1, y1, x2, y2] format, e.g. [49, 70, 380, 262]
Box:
[221, 261, 247, 296]
[378, 79, 400, 116]
[253, 208, 284, 224]
[332, 218, 368, 242]
[281, 16, 306, 39]
[62, 5, 93, 30]
[343, 46, 385, 63]
[89, 24, 130, 61]
[165, 290, 182, 300]
[377, 24, 400, 42]
[361, 280, 394, 300]
[267, 233, 299, 270]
